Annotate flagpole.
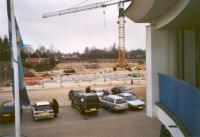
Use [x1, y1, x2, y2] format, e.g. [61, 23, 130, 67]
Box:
[10, 0, 21, 137]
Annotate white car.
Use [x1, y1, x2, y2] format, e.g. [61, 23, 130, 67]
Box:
[91, 88, 105, 97]
[31, 101, 54, 121]
[117, 93, 145, 110]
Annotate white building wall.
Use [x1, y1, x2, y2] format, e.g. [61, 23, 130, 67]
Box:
[146, 25, 170, 117]
[157, 106, 185, 137]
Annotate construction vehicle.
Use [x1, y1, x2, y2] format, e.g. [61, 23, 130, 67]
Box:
[135, 65, 142, 70]
[42, 0, 132, 71]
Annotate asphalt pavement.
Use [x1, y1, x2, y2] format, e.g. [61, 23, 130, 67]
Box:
[0, 105, 161, 137]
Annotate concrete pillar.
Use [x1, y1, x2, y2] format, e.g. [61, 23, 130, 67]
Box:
[169, 29, 179, 78]
[184, 30, 196, 85]
[146, 25, 170, 117]
[179, 30, 183, 80]
[196, 30, 200, 88]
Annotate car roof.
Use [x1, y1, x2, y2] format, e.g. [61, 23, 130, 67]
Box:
[36, 101, 50, 106]
[92, 88, 104, 90]
[106, 95, 124, 99]
[78, 93, 98, 97]
[119, 93, 133, 96]
[72, 89, 83, 91]
[3, 101, 15, 107]
[114, 86, 126, 88]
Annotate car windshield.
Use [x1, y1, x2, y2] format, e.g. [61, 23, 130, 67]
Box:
[86, 96, 100, 103]
[37, 105, 51, 111]
[116, 99, 127, 104]
[126, 96, 137, 101]
[3, 102, 14, 107]
[74, 90, 84, 95]
[97, 90, 104, 93]
[120, 87, 129, 91]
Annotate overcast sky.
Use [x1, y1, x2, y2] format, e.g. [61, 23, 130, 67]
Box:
[0, 0, 149, 53]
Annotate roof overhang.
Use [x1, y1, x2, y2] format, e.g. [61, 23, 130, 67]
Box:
[123, 0, 200, 30]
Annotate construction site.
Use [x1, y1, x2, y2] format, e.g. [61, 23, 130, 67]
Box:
[0, 60, 145, 84]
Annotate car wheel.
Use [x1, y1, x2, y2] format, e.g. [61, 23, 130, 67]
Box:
[79, 108, 84, 114]
[108, 106, 112, 112]
[71, 101, 75, 108]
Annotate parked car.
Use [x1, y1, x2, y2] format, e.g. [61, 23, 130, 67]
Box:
[31, 101, 54, 121]
[71, 93, 102, 114]
[0, 101, 22, 122]
[91, 88, 105, 97]
[111, 86, 135, 95]
[117, 93, 145, 110]
[68, 89, 84, 100]
[100, 95, 128, 112]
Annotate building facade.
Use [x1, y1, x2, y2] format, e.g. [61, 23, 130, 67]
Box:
[123, 0, 200, 136]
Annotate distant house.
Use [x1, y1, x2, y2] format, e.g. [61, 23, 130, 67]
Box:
[40, 53, 50, 64]
[136, 55, 143, 59]
[25, 58, 43, 67]
[71, 54, 79, 58]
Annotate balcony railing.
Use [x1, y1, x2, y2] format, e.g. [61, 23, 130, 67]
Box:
[158, 73, 200, 136]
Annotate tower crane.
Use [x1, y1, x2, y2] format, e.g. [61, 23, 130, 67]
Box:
[42, 0, 132, 71]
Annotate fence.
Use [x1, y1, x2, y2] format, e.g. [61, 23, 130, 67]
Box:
[158, 73, 200, 136]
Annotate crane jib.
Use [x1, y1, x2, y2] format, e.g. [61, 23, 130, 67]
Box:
[42, 0, 132, 18]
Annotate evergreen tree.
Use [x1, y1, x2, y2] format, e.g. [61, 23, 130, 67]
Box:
[0, 36, 2, 61]
[2, 35, 10, 61]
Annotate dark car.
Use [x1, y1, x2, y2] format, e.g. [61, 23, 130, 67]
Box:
[71, 93, 102, 114]
[111, 86, 135, 95]
[0, 101, 22, 122]
[68, 89, 84, 100]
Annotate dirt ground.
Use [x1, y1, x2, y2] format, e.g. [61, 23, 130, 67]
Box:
[0, 61, 146, 107]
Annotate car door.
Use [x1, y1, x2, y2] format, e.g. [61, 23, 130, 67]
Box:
[115, 87, 120, 94]
[74, 95, 79, 106]
[104, 97, 111, 108]
[100, 96, 107, 107]
[77, 95, 84, 108]
[109, 98, 114, 109]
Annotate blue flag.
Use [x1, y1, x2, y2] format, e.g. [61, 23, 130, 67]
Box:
[7, 0, 30, 106]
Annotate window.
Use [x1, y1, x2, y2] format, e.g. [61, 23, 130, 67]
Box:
[86, 96, 100, 103]
[126, 96, 137, 101]
[105, 97, 110, 102]
[74, 90, 84, 95]
[37, 105, 51, 111]
[110, 98, 114, 103]
[97, 90, 104, 93]
[119, 86, 129, 91]
[102, 96, 107, 100]
[116, 99, 127, 104]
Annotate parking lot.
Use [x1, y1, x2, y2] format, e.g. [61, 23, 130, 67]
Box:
[0, 102, 162, 137]
[0, 78, 161, 137]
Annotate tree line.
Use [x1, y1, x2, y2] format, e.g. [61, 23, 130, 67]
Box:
[0, 35, 146, 63]
[82, 43, 146, 59]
